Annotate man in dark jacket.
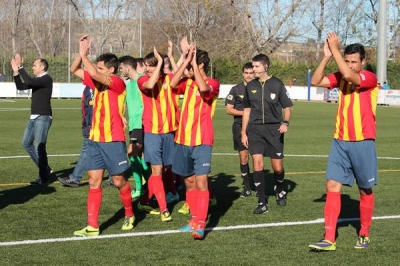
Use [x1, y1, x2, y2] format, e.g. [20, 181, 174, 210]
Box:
[11, 53, 53, 185]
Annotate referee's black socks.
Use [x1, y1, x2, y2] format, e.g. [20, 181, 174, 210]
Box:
[274, 169, 285, 194]
[253, 170, 266, 204]
[240, 163, 250, 189]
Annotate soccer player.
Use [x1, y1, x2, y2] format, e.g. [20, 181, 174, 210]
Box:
[241, 53, 293, 214]
[137, 47, 177, 222]
[170, 44, 220, 240]
[118, 55, 150, 199]
[225, 62, 254, 197]
[70, 35, 134, 236]
[11, 54, 53, 185]
[309, 33, 378, 251]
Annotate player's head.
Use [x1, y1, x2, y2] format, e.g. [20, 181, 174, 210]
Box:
[344, 43, 366, 73]
[96, 53, 119, 75]
[251, 53, 270, 78]
[242, 62, 254, 84]
[144, 52, 164, 76]
[32, 58, 48, 76]
[196, 49, 210, 74]
[119, 55, 137, 78]
[163, 55, 173, 74]
[136, 58, 145, 74]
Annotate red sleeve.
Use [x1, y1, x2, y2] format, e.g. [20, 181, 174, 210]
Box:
[83, 71, 96, 90]
[326, 71, 342, 89]
[109, 75, 126, 94]
[202, 78, 220, 100]
[138, 75, 149, 92]
[358, 70, 378, 90]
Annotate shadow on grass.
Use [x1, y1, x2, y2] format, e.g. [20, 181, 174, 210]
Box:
[206, 172, 238, 236]
[313, 193, 361, 239]
[0, 185, 56, 210]
[263, 170, 297, 200]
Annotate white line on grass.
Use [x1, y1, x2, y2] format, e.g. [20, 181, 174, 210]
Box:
[1, 153, 400, 160]
[1, 215, 399, 247]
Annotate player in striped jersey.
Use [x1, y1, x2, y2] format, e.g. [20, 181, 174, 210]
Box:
[136, 47, 177, 222]
[170, 44, 220, 239]
[70, 35, 134, 236]
[309, 33, 378, 251]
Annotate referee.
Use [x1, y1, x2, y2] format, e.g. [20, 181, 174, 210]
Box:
[225, 62, 254, 198]
[241, 53, 293, 214]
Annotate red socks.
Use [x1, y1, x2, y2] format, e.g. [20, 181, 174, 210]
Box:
[359, 193, 374, 236]
[195, 190, 209, 228]
[88, 188, 102, 229]
[186, 189, 198, 220]
[324, 191, 341, 242]
[150, 175, 167, 212]
[119, 182, 134, 217]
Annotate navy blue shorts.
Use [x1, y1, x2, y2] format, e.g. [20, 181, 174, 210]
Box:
[86, 140, 130, 175]
[326, 139, 378, 189]
[143, 132, 175, 166]
[172, 144, 212, 177]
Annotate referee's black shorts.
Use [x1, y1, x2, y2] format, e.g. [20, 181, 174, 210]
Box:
[232, 123, 247, 151]
[248, 123, 284, 159]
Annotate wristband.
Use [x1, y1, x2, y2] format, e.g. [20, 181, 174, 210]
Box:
[282, 120, 289, 126]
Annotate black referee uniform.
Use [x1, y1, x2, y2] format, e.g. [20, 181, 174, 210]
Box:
[242, 77, 293, 158]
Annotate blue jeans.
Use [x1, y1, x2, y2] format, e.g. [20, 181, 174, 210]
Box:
[69, 137, 89, 183]
[22, 115, 52, 181]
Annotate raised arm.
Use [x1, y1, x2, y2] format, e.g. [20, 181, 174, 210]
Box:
[327, 32, 361, 85]
[167, 40, 179, 73]
[142, 47, 163, 89]
[311, 40, 331, 87]
[170, 43, 195, 88]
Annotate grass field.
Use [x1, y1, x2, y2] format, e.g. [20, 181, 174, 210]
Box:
[0, 99, 399, 265]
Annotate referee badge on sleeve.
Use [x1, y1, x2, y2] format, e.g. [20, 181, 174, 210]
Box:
[227, 95, 233, 100]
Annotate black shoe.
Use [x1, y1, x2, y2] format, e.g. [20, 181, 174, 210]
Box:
[276, 191, 287, 206]
[240, 187, 251, 198]
[58, 176, 79, 188]
[30, 178, 48, 186]
[253, 202, 268, 214]
[102, 180, 115, 187]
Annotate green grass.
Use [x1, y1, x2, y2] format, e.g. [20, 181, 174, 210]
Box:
[0, 99, 400, 265]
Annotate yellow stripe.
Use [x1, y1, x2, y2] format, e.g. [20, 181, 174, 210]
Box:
[151, 89, 158, 133]
[353, 89, 363, 140]
[185, 80, 196, 145]
[371, 87, 378, 116]
[103, 92, 111, 142]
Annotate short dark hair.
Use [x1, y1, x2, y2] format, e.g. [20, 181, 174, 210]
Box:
[242, 62, 253, 72]
[344, 43, 366, 61]
[252, 54, 270, 67]
[119, 55, 137, 69]
[136, 58, 145, 67]
[163, 54, 172, 72]
[38, 58, 49, 71]
[196, 49, 210, 73]
[96, 53, 119, 74]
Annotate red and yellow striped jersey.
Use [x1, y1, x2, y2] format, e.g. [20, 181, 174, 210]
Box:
[327, 70, 378, 141]
[138, 74, 177, 134]
[174, 77, 220, 146]
[83, 71, 126, 142]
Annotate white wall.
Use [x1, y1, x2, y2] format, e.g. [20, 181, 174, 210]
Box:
[1, 82, 398, 105]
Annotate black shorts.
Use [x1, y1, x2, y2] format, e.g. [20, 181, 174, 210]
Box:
[232, 123, 247, 151]
[129, 129, 144, 145]
[248, 123, 284, 159]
